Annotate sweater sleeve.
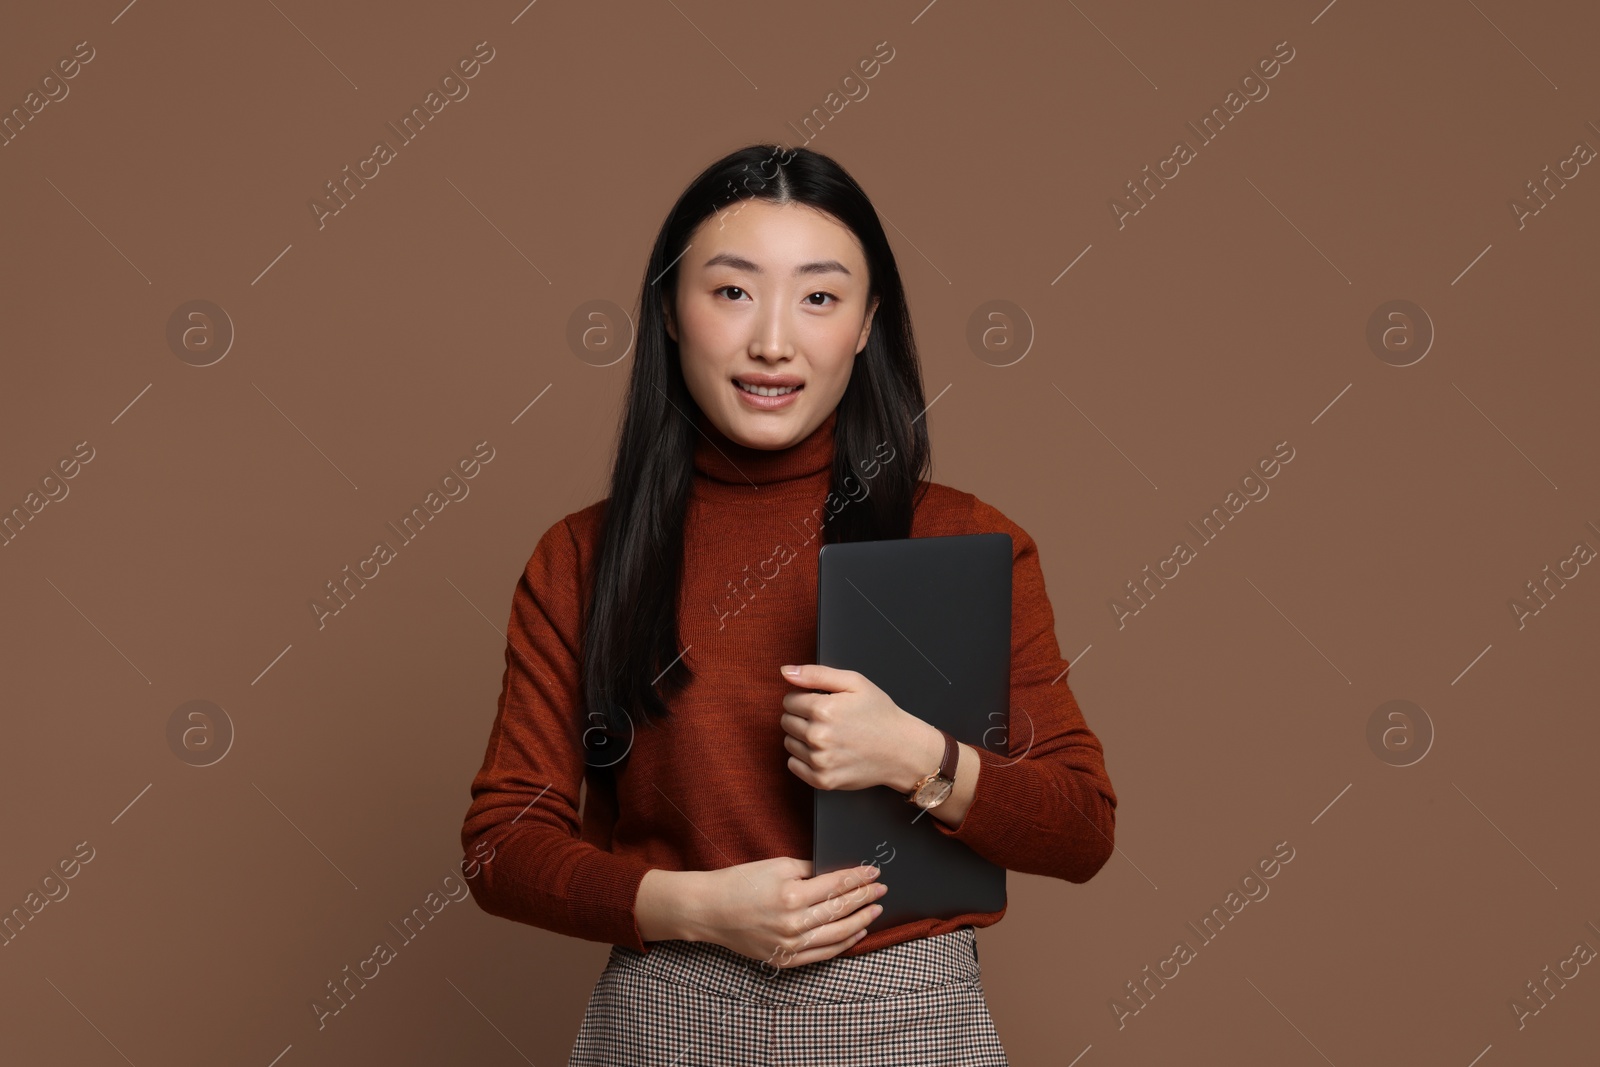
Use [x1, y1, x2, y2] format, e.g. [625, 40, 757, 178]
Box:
[460, 515, 660, 951]
[927, 497, 1118, 883]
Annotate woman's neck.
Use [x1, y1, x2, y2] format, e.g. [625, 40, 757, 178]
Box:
[691, 407, 837, 488]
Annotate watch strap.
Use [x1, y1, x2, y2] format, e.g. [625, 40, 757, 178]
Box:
[905, 729, 960, 804]
[935, 729, 959, 782]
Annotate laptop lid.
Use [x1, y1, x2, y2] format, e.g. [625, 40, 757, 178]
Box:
[813, 532, 1011, 928]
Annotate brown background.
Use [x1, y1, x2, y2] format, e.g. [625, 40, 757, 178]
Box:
[3, 0, 1597, 1063]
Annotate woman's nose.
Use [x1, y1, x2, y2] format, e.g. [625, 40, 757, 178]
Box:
[751, 306, 797, 357]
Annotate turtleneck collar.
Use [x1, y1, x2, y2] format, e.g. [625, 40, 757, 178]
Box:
[691, 406, 837, 488]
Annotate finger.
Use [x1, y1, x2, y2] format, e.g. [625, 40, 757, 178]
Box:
[778, 710, 812, 738]
[779, 663, 858, 693]
[780, 691, 826, 721]
[780, 898, 882, 967]
[772, 928, 868, 969]
[820, 895, 883, 942]
[782, 735, 815, 767]
[792, 863, 879, 911]
[786, 755, 820, 787]
[803, 879, 881, 929]
[764, 871, 881, 968]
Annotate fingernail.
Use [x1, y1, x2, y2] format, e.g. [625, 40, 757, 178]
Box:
[870, 904, 882, 916]
[781, 665, 800, 677]
[865, 866, 879, 880]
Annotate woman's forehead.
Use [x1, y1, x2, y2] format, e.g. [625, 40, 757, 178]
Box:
[689, 201, 867, 272]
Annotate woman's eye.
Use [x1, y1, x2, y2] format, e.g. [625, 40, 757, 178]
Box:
[714, 287, 836, 306]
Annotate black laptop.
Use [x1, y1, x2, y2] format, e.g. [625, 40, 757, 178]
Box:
[813, 532, 1011, 929]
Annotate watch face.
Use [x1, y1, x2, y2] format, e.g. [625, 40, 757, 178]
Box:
[916, 778, 954, 809]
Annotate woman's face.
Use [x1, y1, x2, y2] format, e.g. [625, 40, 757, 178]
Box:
[666, 199, 879, 451]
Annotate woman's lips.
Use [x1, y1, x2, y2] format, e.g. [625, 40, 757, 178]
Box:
[733, 379, 803, 409]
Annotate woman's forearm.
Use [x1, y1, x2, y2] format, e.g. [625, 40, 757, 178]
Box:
[635, 868, 704, 943]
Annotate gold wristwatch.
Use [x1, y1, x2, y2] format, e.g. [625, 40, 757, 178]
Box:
[906, 729, 959, 810]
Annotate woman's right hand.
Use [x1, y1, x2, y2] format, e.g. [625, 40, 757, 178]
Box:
[685, 856, 887, 970]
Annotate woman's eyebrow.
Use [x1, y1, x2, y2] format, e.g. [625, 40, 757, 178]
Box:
[701, 252, 852, 277]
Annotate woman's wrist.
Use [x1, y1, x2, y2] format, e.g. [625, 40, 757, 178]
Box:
[889, 716, 948, 794]
[635, 868, 705, 943]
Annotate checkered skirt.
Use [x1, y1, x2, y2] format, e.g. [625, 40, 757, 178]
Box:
[568, 924, 1008, 1066]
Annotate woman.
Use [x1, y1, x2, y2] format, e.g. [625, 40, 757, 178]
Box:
[460, 144, 1117, 1066]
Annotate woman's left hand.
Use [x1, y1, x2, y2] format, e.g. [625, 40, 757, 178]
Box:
[777, 663, 936, 792]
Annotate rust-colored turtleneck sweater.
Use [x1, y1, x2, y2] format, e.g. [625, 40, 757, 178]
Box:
[460, 406, 1117, 959]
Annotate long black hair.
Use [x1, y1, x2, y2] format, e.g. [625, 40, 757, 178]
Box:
[580, 144, 932, 773]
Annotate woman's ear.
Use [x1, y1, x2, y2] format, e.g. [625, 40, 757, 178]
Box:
[662, 299, 678, 343]
[856, 295, 880, 354]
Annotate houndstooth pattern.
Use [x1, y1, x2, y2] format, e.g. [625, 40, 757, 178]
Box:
[568, 925, 1008, 1066]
